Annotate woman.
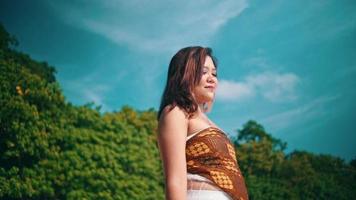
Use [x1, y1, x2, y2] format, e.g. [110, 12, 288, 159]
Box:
[157, 46, 248, 200]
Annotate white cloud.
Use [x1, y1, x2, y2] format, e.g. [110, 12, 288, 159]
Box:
[46, 0, 248, 53]
[260, 94, 341, 132]
[216, 80, 254, 101]
[216, 71, 300, 102]
[242, 56, 269, 69]
[60, 71, 112, 111]
[82, 84, 110, 109]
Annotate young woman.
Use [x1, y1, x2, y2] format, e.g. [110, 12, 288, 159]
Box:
[157, 46, 248, 200]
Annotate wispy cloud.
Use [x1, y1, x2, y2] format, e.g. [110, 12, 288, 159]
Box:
[260, 94, 341, 132]
[216, 80, 254, 101]
[46, 0, 248, 53]
[216, 71, 300, 102]
[60, 70, 112, 111]
[82, 84, 111, 110]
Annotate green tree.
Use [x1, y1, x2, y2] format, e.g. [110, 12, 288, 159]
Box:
[0, 23, 164, 200]
[234, 120, 285, 177]
[233, 120, 356, 200]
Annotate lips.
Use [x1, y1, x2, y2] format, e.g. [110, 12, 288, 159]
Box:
[205, 85, 215, 91]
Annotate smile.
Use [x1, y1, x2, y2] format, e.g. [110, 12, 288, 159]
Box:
[205, 86, 215, 92]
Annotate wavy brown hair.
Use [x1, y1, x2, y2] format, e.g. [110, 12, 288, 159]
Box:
[157, 46, 218, 120]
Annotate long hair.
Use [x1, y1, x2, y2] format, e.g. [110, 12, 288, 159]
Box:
[157, 46, 218, 120]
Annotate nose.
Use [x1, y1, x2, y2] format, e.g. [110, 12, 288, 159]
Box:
[207, 74, 216, 83]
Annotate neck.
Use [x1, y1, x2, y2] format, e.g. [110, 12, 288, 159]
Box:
[198, 103, 205, 113]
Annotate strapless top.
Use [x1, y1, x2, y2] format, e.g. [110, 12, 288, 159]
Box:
[185, 127, 249, 200]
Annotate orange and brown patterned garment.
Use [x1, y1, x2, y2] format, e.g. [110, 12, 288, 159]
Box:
[186, 127, 249, 200]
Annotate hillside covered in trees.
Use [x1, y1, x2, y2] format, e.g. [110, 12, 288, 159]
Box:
[0, 24, 355, 199]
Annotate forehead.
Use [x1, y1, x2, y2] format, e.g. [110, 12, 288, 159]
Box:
[203, 56, 216, 70]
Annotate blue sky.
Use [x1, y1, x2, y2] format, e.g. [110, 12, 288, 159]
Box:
[1, 0, 355, 160]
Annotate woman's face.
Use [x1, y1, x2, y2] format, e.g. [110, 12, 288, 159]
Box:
[193, 56, 218, 104]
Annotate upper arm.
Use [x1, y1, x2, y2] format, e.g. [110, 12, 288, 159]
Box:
[158, 106, 188, 184]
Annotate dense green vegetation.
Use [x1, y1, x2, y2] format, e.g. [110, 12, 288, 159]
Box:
[1, 24, 355, 199]
[0, 24, 163, 200]
[235, 120, 356, 199]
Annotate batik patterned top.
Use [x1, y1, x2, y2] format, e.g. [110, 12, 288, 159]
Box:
[186, 127, 249, 200]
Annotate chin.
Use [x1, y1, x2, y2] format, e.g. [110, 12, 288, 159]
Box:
[194, 90, 215, 103]
[203, 94, 214, 102]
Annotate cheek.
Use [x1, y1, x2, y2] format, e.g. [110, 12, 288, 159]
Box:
[200, 74, 209, 83]
[192, 87, 205, 99]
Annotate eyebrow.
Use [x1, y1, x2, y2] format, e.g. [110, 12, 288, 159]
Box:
[203, 66, 217, 71]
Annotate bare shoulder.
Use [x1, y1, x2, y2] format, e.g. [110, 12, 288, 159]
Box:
[160, 105, 187, 123]
[158, 105, 188, 135]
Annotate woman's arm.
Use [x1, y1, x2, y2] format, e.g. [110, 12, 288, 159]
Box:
[158, 106, 188, 200]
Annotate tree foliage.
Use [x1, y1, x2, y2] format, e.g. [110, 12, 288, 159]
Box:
[233, 120, 356, 200]
[0, 23, 163, 200]
[0, 24, 355, 199]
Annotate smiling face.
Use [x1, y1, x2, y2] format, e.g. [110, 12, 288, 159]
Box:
[192, 56, 218, 104]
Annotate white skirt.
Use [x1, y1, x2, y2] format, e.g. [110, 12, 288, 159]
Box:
[187, 173, 232, 200]
[187, 190, 232, 200]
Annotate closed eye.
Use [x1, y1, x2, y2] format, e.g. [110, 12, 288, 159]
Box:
[202, 67, 217, 76]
